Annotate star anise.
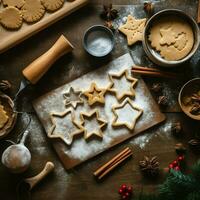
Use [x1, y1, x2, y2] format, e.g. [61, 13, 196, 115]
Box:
[151, 83, 162, 93]
[100, 4, 118, 21]
[171, 121, 182, 136]
[105, 21, 115, 32]
[158, 95, 168, 106]
[0, 80, 11, 91]
[139, 156, 159, 176]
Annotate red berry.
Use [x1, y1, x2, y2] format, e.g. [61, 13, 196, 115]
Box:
[127, 186, 132, 193]
[121, 184, 127, 191]
[125, 192, 130, 197]
[169, 164, 174, 169]
[174, 166, 180, 171]
[178, 156, 184, 162]
[173, 160, 178, 166]
[118, 189, 123, 194]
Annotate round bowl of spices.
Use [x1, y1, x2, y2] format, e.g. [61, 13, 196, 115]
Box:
[143, 9, 200, 67]
[178, 78, 200, 120]
[83, 25, 115, 57]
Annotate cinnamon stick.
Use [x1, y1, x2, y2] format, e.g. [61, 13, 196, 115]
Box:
[197, 0, 200, 23]
[97, 152, 132, 180]
[93, 147, 131, 177]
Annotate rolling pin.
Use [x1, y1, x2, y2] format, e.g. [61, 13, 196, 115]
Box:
[22, 35, 74, 84]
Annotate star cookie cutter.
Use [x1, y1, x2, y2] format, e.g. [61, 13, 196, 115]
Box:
[80, 110, 107, 139]
[118, 15, 147, 46]
[63, 87, 84, 109]
[112, 98, 143, 130]
[48, 109, 84, 145]
[83, 82, 108, 106]
[108, 70, 138, 101]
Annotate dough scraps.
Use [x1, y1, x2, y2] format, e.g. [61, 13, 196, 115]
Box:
[83, 82, 108, 106]
[80, 110, 107, 140]
[41, 0, 64, 12]
[63, 87, 84, 109]
[48, 110, 84, 145]
[118, 15, 147, 46]
[21, 0, 45, 23]
[108, 70, 138, 101]
[112, 98, 143, 130]
[148, 16, 194, 61]
[0, 104, 9, 129]
[0, 6, 22, 29]
[2, 0, 25, 8]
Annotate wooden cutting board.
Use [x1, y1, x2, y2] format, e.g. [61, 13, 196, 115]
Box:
[33, 53, 165, 169]
[0, 0, 88, 54]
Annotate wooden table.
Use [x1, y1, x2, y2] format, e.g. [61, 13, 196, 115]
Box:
[0, 0, 200, 199]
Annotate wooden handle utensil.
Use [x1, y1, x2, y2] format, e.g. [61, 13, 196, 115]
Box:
[22, 35, 74, 84]
[24, 161, 55, 190]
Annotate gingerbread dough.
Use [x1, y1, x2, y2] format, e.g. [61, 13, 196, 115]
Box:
[119, 15, 147, 46]
[21, 0, 45, 23]
[2, 0, 25, 8]
[0, 105, 8, 129]
[149, 16, 194, 61]
[41, 0, 64, 12]
[0, 6, 22, 29]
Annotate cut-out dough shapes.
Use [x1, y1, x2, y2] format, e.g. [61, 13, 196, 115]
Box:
[83, 82, 107, 106]
[49, 110, 84, 145]
[63, 87, 84, 109]
[112, 98, 143, 130]
[109, 70, 138, 101]
[80, 110, 107, 139]
[119, 15, 147, 46]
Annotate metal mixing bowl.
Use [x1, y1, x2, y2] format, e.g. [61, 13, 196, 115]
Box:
[143, 9, 200, 67]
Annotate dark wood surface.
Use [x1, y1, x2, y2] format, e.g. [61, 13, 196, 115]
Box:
[0, 0, 200, 199]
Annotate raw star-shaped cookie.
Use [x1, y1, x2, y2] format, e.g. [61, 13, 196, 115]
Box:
[80, 110, 107, 139]
[83, 83, 107, 106]
[21, 0, 45, 23]
[2, 0, 25, 8]
[0, 6, 23, 29]
[112, 98, 143, 130]
[119, 15, 146, 45]
[109, 70, 138, 101]
[41, 0, 64, 12]
[0, 104, 9, 129]
[63, 87, 84, 109]
[48, 110, 84, 145]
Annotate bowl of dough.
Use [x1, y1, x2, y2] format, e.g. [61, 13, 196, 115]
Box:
[143, 9, 200, 67]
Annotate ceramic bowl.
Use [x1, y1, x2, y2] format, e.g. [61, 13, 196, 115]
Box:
[143, 9, 200, 67]
[83, 25, 115, 57]
[178, 78, 200, 120]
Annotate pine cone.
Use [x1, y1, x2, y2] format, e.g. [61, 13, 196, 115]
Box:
[0, 80, 11, 91]
[158, 95, 168, 106]
[139, 156, 159, 176]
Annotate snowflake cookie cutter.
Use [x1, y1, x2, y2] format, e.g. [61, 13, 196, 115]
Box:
[108, 69, 138, 101]
[112, 98, 143, 130]
[48, 109, 84, 145]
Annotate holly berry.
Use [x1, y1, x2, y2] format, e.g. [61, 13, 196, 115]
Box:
[173, 160, 178, 166]
[121, 184, 127, 191]
[169, 164, 174, 169]
[122, 195, 128, 200]
[118, 189, 123, 194]
[174, 166, 180, 171]
[127, 186, 132, 193]
[178, 156, 184, 162]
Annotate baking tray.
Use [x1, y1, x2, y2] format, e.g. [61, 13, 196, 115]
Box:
[0, 0, 88, 54]
[33, 53, 165, 169]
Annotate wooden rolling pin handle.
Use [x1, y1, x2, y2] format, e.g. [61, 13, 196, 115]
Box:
[24, 161, 55, 190]
[22, 35, 74, 84]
